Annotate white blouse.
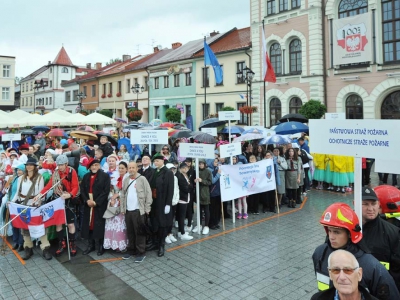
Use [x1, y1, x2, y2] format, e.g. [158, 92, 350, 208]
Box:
[12, 175, 44, 205]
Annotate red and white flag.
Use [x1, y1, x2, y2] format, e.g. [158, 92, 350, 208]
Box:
[262, 26, 276, 83]
[9, 197, 66, 230]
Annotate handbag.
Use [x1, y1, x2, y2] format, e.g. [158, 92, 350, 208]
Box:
[103, 200, 121, 219]
[138, 214, 152, 236]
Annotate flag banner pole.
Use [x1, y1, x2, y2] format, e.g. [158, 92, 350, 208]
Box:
[275, 189, 280, 214]
[196, 158, 201, 234]
[228, 120, 235, 224]
[64, 208, 71, 261]
[221, 202, 225, 230]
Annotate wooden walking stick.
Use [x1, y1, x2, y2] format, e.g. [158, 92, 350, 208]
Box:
[221, 202, 225, 231]
[89, 193, 94, 225]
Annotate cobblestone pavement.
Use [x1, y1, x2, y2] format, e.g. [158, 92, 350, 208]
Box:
[0, 173, 390, 300]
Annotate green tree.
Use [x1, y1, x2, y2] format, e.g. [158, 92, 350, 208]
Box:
[106, 58, 122, 66]
[99, 109, 113, 118]
[15, 76, 24, 85]
[299, 99, 327, 120]
[221, 106, 235, 111]
[165, 108, 181, 122]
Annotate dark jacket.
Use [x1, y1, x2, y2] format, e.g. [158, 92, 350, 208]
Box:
[209, 166, 221, 197]
[139, 166, 155, 184]
[198, 167, 212, 205]
[311, 285, 379, 300]
[312, 241, 400, 300]
[175, 171, 190, 202]
[98, 142, 114, 158]
[150, 166, 174, 230]
[363, 216, 400, 291]
[80, 170, 110, 239]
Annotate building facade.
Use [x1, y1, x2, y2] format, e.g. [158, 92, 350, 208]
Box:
[0, 55, 16, 110]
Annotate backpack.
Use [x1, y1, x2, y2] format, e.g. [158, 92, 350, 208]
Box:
[172, 175, 179, 206]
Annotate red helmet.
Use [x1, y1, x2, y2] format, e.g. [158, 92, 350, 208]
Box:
[375, 185, 400, 214]
[319, 202, 362, 243]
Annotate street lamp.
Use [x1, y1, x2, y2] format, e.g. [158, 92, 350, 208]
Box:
[131, 83, 144, 108]
[236, 67, 255, 125]
[76, 91, 86, 113]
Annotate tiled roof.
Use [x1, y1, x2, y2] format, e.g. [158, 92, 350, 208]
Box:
[76, 62, 122, 82]
[99, 56, 143, 77]
[20, 65, 49, 82]
[52, 47, 74, 66]
[193, 27, 251, 57]
[124, 49, 174, 72]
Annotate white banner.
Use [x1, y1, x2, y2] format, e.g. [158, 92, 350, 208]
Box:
[219, 159, 276, 202]
[219, 111, 240, 121]
[2, 133, 21, 142]
[179, 143, 215, 159]
[332, 13, 372, 65]
[201, 127, 217, 136]
[130, 130, 168, 145]
[219, 143, 241, 158]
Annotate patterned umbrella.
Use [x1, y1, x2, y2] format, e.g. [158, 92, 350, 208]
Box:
[77, 125, 95, 132]
[233, 133, 264, 142]
[47, 128, 67, 137]
[259, 134, 292, 145]
[159, 122, 175, 128]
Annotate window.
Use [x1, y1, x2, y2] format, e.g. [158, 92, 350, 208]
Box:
[83, 86, 87, 97]
[91, 85, 96, 97]
[174, 74, 180, 87]
[216, 66, 223, 86]
[50, 68, 52, 73]
[73, 90, 78, 102]
[109, 83, 112, 95]
[126, 79, 131, 93]
[49, 80, 52, 88]
[118, 81, 122, 93]
[30, 97, 32, 106]
[237, 62, 246, 83]
[62, 67, 68, 73]
[289, 97, 302, 114]
[144, 76, 148, 91]
[134, 78, 138, 86]
[381, 91, 400, 119]
[186, 105, 192, 116]
[164, 76, 169, 88]
[345, 95, 363, 119]
[21, 98, 24, 106]
[216, 103, 224, 112]
[29, 82, 31, 91]
[269, 98, 282, 126]
[185, 73, 192, 86]
[202, 103, 210, 119]
[270, 43, 282, 75]
[267, 0, 276, 14]
[102, 84, 106, 95]
[289, 39, 302, 74]
[65, 91, 71, 102]
[49, 97, 52, 105]
[2, 65, 10, 78]
[154, 106, 160, 119]
[339, 0, 367, 18]
[154, 77, 159, 89]
[382, 0, 400, 63]
[237, 102, 248, 124]
[46, 97, 48, 105]
[22, 84, 24, 92]
[280, 0, 288, 11]
[202, 67, 210, 87]
[1, 87, 10, 101]
[291, 0, 300, 9]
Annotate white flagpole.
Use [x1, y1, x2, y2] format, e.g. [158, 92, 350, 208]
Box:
[229, 120, 235, 224]
[196, 158, 201, 234]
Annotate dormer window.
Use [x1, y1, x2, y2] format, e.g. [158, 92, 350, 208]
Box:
[62, 67, 68, 73]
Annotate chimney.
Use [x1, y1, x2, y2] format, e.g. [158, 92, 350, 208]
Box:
[153, 46, 159, 53]
[210, 30, 219, 37]
[122, 55, 131, 62]
[86, 63, 92, 69]
[172, 42, 182, 49]
[48, 61, 51, 65]
[95, 62, 102, 69]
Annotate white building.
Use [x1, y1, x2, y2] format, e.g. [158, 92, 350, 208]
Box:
[0, 55, 16, 111]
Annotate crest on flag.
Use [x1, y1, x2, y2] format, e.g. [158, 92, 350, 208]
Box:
[40, 205, 55, 222]
[266, 166, 272, 179]
[17, 207, 31, 224]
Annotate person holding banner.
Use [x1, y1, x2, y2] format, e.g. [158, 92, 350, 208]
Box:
[11, 158, 49, 260]
[273, 147, 287, 208]
[285, 148, 301, 208]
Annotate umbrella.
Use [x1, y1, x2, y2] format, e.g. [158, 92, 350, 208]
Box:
[241, 128, 265, 135]
[219, 126, 244, 135]
[159, 122, 175, 128]
[77, 125, 95, 132]
[192, 132, 216, 144]
[259, 134, 292, 145]
[198, 118, 226, 129]
[279, 113, 308, 123]
[118, 137, 132, 153]
[95, 132, 118, 147]
[70, 130, 98, 140]
[0, 130, 5, 136]
[47, 128, 67, 137]
[233, 133, 264, 142]
[274, 121, 309, 135]
[32, 126, 50, 132]
[168, 129, 178, 137]
[20, 129, 36, 135]
[114, 117, 128, 124]
[150, 119, 162, 127]
[170, 130, 193, 139]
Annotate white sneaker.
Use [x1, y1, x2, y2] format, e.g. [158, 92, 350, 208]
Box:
[165, 236, 172, 244]
[177, 232, 182, 238]
[169, 234, 177, 242]
[192, 225, 202, 233]
[181, 232, 194, 241]
[185, 225, 192, 232]
[184, 219, 188, 225]
[174, 221, 178, 228]
[202, 226, 210, 235]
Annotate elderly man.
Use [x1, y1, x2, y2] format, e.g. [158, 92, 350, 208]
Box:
[311, 250, 378, 299]
[120, 162, 152, 263]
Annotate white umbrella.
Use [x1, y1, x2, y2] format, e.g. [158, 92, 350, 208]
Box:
[84, 113, 117, 125]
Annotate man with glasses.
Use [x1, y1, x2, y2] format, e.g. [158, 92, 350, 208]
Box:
[311, 250, 378, 299]
[312, 202, 399, 299]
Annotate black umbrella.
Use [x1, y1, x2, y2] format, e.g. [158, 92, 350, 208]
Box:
[279, 113, 308, 123]
[95, 132, 118, 147]
[198, 118, 226, 129]
[20, 129, 36, 135]
[192, 132, 216, 144]
[171, 130, 193, 139]
[32, 126, 50, 132]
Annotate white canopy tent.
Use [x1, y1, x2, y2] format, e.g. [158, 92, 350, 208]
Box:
[51, 108, 74, 118]
[35, 113, 74, 126]
[0, 114, 27, 128]
[18, 113, 45, 126]
[83, 113, 116, 125]
[8, 109, 31, 119]
[68, 113, 89, 125]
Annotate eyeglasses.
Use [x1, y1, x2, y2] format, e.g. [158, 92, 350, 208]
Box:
[328, 267, 359, 275]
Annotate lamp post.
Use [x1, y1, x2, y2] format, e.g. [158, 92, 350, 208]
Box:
[76, 91, 86, 113]
[131, 83, 144, 110]
[236, 67, 255, 125]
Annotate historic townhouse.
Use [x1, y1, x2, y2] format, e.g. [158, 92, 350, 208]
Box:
[0, 55, 16, 110]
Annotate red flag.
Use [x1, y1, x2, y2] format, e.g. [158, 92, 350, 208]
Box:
[262, 27, 276, 83]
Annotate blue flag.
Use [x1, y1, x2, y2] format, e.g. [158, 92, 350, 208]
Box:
[204, 41, 223, 84]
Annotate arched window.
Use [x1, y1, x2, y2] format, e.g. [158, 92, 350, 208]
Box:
[381, 91, 400, 119]
[382, 0, 400, 63]
[345, 95, 363, 119]
[270, 43, 282, 75]
[289, 39, 302, 74]
[62, 67, 68, 73]
[269, 98, 282, 126]
[338, 0, 367, 18]
[289, 97, 302, 114]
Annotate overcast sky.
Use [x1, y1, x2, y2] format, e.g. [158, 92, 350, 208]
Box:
[1, 0, 250, 78]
